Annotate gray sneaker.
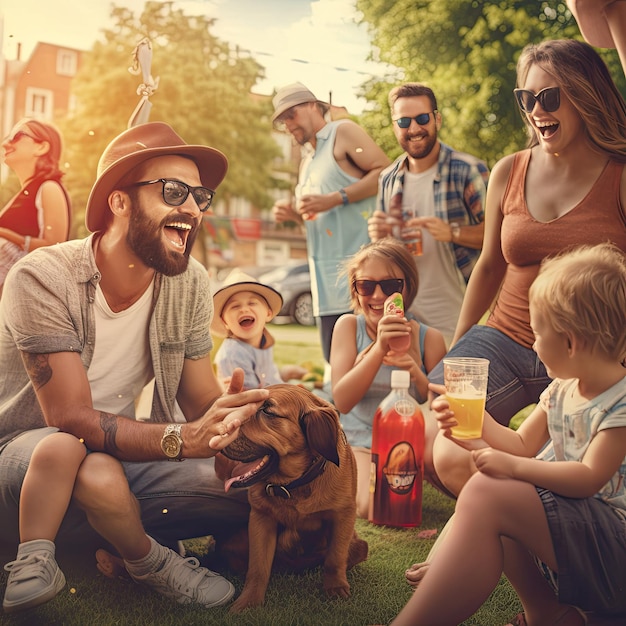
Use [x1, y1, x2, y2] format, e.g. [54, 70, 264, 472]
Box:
[3, 539, 66, 614]
[127, 545, 235, 608]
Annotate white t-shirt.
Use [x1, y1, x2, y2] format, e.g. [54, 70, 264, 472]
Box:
[88, 280, 155, 417]
[402, 167, 466, 345]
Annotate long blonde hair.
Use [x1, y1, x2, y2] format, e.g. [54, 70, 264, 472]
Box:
[516, 40, 626, 161]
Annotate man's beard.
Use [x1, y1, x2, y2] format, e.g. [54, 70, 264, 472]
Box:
[401, 131, 437, 160]
[127, 204, 199, 276]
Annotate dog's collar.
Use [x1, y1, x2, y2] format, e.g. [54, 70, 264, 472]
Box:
[264, 455, 327, 499]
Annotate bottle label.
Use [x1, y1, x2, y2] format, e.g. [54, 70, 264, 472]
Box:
[394, 398, 415, 417]
[382, 441, 418, 495]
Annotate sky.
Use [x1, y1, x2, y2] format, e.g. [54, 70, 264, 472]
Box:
[0, 0, 396, 114]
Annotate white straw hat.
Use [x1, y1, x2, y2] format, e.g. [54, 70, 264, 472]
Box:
[211, 269, 283, 337]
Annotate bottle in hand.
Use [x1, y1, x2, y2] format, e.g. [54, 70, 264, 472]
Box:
[384, 293, 411, 353]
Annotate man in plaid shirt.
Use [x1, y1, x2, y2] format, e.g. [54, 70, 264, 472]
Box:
[368, 83, 489, 345]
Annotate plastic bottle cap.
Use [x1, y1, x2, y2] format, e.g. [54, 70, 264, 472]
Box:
[390, 369, 410, 388]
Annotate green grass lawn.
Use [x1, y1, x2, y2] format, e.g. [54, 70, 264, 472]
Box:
[0, 325, 522, 624]
[0, 485, 521, 625]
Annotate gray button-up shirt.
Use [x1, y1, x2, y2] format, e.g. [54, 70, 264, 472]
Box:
[0, 235, 213, 446]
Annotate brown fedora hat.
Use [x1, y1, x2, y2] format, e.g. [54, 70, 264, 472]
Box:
[85, 122, 228, 232]
[567, 0, 615, 48]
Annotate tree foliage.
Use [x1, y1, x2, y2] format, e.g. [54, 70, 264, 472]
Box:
[59, 1, 280, 236]
[355, 0, 625, 168]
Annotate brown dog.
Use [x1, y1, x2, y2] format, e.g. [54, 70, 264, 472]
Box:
[215, 384, 368, 613]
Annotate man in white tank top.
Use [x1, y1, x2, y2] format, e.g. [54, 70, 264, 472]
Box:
[369, 83, 489, 346]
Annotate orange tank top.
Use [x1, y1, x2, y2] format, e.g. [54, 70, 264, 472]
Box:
[487, 149, 626, 349]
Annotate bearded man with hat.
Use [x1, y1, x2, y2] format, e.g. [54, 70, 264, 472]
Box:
[0, 122, 269, 611]
[271, 82, 390, 364]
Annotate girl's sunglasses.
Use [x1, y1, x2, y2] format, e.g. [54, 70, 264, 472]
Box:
[514, 87, 560, 113]
[353, 278, 404, 297]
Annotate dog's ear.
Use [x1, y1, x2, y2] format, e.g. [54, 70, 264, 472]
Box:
[300, 404, 340, 466]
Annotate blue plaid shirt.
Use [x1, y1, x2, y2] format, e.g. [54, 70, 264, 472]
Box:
[377, 142, 489, 281]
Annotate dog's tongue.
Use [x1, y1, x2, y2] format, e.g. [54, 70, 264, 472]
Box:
[223, 457, 269, 492]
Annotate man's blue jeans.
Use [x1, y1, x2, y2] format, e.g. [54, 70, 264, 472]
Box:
[0, 427, 250, 550]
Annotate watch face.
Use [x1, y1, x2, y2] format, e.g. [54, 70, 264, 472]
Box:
[162, 434, 181, 458]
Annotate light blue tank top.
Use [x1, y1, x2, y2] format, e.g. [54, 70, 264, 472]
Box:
[301, 121, 375, 316]
[340, 314, 428, 448]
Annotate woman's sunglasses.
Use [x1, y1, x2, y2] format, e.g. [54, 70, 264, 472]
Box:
[353, 278, 405, 297]
[393, 112, 436, 129]
[514, 87, 560, 113]
[126, 178, 215, 212]
[5, 130, 40, 144]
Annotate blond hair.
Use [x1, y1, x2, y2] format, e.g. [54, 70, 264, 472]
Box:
[342, 238, 419, 314]
[529, 243, 626, 362]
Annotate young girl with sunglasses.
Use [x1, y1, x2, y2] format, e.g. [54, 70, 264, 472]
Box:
[330, 238, 446, 518]
[0, 119, 71, 297]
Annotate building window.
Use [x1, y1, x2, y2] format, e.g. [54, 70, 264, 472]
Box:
[57, 50, 78, 76]
[25, 88, 53, 119]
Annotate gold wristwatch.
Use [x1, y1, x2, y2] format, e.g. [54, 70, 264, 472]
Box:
[161, 424, 183, 461]
[450, 222, 461, 241]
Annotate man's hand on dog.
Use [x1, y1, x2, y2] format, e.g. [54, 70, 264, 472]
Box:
[183, 368, 269, 452]
[207, 369, 269, 450]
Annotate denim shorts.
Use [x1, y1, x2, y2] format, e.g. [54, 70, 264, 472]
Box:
[428, 325, 551, 426]
[537, 488, 626, 616]
[0, 427, 250, 550]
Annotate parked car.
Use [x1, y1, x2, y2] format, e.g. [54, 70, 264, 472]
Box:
[259, 262, 314, 326]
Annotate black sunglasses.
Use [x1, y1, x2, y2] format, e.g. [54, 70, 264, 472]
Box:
[353, 278, 405, 297]
[127, 178, 215, 212]
[514, 87, 560, 113]
[393, 112, 436, 129]
[5, 130, 40, 144]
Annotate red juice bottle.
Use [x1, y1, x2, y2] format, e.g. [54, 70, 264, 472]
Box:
[384, 293, 411, 354]
[369, 369, 424, 528]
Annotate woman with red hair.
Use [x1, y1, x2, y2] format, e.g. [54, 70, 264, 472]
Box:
[0, 119, 71, 296]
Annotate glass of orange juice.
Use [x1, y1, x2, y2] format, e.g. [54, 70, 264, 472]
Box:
[443, 357, 489, 439]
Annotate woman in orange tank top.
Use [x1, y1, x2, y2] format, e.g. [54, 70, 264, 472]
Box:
[426, 39, 626, 495]
[400, 36, 626, 626]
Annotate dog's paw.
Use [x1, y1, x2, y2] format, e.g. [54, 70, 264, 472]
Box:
[324, 579, 351, 599]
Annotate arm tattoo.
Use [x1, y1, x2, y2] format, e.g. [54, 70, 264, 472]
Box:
[22, 353, 53, 391]
[99, 412, 120, 454]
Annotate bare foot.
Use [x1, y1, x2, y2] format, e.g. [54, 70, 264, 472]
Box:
[405, 561, 430, 587]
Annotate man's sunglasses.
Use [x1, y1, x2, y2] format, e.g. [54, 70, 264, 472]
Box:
[274, 103, 309, 128]
[514, 87, 560, 113]
[4, 130, 40, 144]
[353, 278, 405, 297]
[393, 112, 436, 129]
[127, 179, 215, 212]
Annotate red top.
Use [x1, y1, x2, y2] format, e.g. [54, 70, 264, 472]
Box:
[0, 177, 70, 239]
